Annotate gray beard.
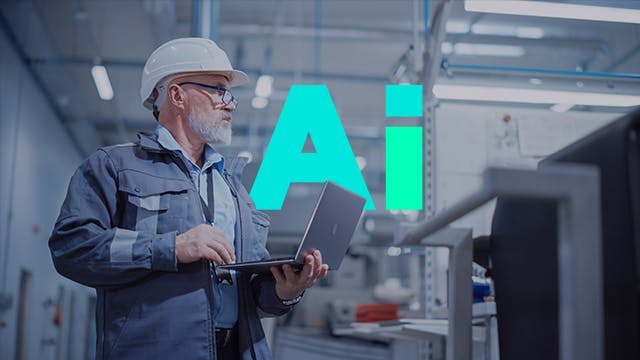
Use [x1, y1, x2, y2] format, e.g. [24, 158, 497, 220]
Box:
[188, 111, 232, 145]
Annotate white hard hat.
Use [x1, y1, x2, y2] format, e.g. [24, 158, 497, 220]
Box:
[140, 37, 249, 111]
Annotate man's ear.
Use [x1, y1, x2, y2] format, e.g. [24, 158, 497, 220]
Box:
[168, 83, 185, 109]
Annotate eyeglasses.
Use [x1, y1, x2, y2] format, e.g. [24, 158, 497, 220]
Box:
[177, 81, 238, 110]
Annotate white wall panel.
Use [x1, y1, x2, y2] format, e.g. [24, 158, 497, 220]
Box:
[0, 25, 93, 360]
[434, 103, 619, 237]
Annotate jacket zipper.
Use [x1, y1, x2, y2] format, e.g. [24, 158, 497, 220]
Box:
[168, 151, 217, 359]
[165, 148, 250, 359]
[222, 171, 258, 360]
[222, 173, 240, 260]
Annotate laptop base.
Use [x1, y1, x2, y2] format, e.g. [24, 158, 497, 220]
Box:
[218, 258, 303, 274]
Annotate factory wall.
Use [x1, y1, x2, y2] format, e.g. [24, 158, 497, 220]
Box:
[428, 103, 620, 309]
[0, 26, 94, 359]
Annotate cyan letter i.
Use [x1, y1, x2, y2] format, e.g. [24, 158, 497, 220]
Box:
[385, 85, 423, 210]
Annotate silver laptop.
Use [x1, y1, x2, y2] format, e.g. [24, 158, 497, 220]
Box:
[218, 181, 366, 274]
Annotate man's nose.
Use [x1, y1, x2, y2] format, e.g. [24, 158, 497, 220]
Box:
[223, 100, 236, 112]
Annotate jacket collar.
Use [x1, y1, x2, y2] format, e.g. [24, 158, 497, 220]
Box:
[137, 131, 249, 178]
[137, 132, 165, 152]
[223, 156, 248, 178]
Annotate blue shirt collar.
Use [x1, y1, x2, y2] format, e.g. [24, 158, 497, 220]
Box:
[155, 124, 224, 174]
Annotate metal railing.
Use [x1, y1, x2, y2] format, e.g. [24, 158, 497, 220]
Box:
[395, 164, 603, 360]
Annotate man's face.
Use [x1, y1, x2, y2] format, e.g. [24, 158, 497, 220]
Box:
[175, 74, 235, 145]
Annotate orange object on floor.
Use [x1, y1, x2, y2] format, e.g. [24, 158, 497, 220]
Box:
[355, 303, 398, 323]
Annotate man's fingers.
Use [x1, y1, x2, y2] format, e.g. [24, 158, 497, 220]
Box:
[319, 264, 329, 278]
[205, 226, 236, 261]
[282, 264, 297, 280]
[203, 247, 223, 265]
[312, 250, 322, 276]
[270, 266, 286, 283]
[204, 238, 235, 264]
[314, 250, 323, 267]
[302, 256, 314, 279]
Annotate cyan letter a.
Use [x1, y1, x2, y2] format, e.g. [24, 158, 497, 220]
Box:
[250, 85, 375, 210]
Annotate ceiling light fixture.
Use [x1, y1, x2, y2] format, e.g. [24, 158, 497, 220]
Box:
[356, 156, 367, 170]
[441, 42, 454, 55]
[433, 84, 640, 107]
[441, 42, 525, 57]
[516, 26, 545, 39]
[470, 23, 545, 38]
[251, 96, 268, 109]
[255, 75, 274, 98]
[91, 65, 114, 101]
[454, 43, 525, 57]
[465, 0, 640, 24]
[446, 20, 471, 34]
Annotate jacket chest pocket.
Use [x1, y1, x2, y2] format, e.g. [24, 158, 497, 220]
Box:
[249, 209, 271, 261]
[118, 170, 192, 235]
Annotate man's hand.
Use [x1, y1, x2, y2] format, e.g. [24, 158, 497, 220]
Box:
[270, 250, 328, 301]
[175, 224, 235, 265]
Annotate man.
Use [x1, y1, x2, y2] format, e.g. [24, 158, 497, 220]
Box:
[49, 37, 327, 359]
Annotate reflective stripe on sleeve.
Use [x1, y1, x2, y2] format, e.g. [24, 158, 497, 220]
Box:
[110, 228, 138, 263]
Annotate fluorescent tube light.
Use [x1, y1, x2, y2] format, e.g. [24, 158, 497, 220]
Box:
[255, 75, 274, 98]
[441, 42, 524, 57]
[454, 43, 525, 57]
[441, 42, 454, 55]
[516, 26, 545, 39]
[356, 156, 367, 170]
[251, 96, 268, 109]
[465, 1, 640, 24]
[446, 20, 470, 33]
[470, 23, 545, 38]
[550, 104, 574, 113]
[91, 65, 113, 101]
[433, 84, 640, 107]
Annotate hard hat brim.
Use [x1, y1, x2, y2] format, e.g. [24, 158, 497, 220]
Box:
[181, 69, 249, 88]
[227, 69, 250, 88]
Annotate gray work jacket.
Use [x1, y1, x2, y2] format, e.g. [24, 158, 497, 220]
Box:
[49, 132, 291, 359]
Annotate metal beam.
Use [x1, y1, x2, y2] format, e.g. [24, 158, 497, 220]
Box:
[217, 23, 606, 51]
[191, 0, 201, 37]
[29, 56, 390, 83]
[605, 44, 640, 72]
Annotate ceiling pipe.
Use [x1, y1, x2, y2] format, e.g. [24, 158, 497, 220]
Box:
[315, 0, 323, 82]
[210, 0, 220, 40]
[443, 62, 640, 80]
[191, 0, 201, 37]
